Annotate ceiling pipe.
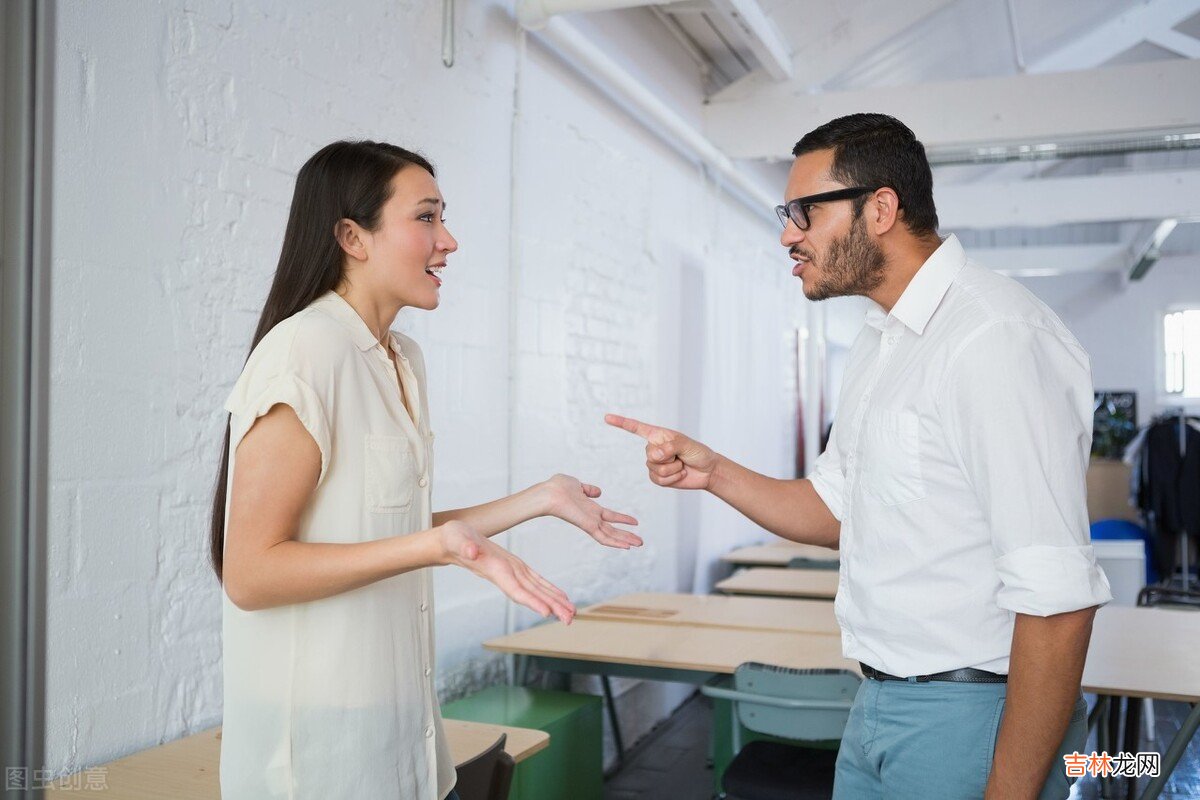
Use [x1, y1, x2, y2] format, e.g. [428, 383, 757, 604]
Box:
[928, 130, 1200, 166]
[518, 0, 689, 30]
[516, 9, 778, 223]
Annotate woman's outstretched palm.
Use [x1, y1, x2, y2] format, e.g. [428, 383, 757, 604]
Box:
[543, 473, 643, 549]
[439, 520, 575, 623]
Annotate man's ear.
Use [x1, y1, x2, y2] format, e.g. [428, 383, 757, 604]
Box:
[869, 188, 901, 236]
[334, 219, 368, 261]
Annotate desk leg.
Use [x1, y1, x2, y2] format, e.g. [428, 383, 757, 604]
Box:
[1124, 699, 1142, 800]
[1138, 701, 1200, 800]
[516, 655, 530, 687]
[600, 676, 626, 768]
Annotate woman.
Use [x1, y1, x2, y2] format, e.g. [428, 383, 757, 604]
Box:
[211, 140, 642, 800]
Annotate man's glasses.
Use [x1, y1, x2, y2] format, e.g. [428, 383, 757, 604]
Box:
[775, 186, 877, 230]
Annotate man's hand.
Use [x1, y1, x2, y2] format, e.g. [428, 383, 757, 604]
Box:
[604, 414, 719, 491]
[540, 473, 643, 549]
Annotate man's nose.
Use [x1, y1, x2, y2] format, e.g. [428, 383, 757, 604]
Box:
[780, 220, 805, 249]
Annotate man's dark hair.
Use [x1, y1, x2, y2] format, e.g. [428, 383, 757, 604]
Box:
[792, 113, 939, 236]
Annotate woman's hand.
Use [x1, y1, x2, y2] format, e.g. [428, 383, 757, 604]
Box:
[437, 520, 576, 623]
[540, 474, 643, 549]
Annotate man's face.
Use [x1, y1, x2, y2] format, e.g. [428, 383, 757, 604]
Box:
[781, 148, 885, 301]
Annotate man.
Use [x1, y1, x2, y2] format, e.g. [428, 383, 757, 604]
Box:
[606, 113, 1111, 799]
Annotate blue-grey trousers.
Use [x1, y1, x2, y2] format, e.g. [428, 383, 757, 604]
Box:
[833, 677, 1089, 799]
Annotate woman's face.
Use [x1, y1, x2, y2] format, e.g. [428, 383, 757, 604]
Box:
[359, 165, 458, 311]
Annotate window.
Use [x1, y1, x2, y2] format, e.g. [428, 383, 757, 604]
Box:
[1163, 309, 1200, 398]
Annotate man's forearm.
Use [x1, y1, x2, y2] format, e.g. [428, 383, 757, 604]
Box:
[986, 606, 1097, 799]
[708, 455, 840, 548]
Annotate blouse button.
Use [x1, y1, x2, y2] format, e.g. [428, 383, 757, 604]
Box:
[425, 666, 432, 677]
[419, 476, 429, 488]
[425, 726, 434, 738]
[420, 601, 428, 612]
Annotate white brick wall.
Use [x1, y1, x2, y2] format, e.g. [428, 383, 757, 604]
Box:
[46, 0, 811, 776]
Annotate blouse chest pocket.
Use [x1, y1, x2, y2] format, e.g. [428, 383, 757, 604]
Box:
[860, 408, 926, 505]
[365, 434, 418, 512]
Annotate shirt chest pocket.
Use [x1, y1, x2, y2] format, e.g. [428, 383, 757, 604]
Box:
[860, 409, 926, 505]
[365, 434, 418, 513]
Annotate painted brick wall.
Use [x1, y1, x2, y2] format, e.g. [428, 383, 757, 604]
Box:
[46, 0, 811, 775]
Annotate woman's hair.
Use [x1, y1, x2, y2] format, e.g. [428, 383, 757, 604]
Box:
[209, 140, 435, 581]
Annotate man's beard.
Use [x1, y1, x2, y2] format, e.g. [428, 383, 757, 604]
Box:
[799, 212, 886, 301]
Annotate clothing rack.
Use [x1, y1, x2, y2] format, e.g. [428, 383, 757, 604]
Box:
[1135, 406, 1200, 607]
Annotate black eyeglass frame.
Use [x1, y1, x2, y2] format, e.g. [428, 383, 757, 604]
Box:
[775, 186, 878, 230]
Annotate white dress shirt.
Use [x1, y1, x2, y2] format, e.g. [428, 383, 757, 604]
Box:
[808, 235, 1112, 677]
[220, 291, 455, 800]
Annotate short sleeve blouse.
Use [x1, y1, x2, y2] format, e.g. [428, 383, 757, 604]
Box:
[219, 290, 453, 800]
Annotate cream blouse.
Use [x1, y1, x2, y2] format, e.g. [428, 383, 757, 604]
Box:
[219, 290, 454, 800]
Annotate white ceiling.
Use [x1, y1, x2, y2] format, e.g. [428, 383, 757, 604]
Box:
[650, 0, 1200, 278]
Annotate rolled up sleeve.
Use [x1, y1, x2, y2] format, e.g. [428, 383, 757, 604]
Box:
[807, 419, 847, 522]
[940, 320, 1112, 616]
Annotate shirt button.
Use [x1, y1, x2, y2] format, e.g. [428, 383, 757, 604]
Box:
[425, 726, 434, 738]
[418, 476, 428, 488]
[425, 666, 432, 677]
[420, 602, 428, 612]
[888, 336, 897, 345]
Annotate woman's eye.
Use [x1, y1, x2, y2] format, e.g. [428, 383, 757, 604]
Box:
[418, 213, 434, 222]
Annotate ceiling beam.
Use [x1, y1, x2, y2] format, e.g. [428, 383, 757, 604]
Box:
[1128, 218, 1181, 281]
[972, 245, 1127, 277]
[706, 0, 793, 80]
[709, 0, 956, 101]
[1027, 0, 1200, 73]
[1146, 28, 1200, 59]
[704, 58, 1200, 160]
[936, 168, 1200, 229]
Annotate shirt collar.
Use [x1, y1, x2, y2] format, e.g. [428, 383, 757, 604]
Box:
[866, 234, 966, 336]
[310, 290, 396, 352]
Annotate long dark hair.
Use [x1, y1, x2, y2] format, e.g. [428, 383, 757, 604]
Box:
[210, 140, 435, 581]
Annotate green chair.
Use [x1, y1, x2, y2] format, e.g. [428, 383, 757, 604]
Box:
[702, 663, 859, 800]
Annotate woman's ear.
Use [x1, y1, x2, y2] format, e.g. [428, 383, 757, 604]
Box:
[334, 219, 368, 262]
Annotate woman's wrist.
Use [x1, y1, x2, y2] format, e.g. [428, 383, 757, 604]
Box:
[420, 526, 453, 567]
[530, 479, 558, 519]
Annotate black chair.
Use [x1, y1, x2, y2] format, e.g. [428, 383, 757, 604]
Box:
[453, 733, 515, 800]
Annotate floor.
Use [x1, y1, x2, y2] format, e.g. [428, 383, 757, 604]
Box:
[603, 692, 1200, 799]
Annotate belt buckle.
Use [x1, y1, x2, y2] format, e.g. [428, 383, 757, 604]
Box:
[915, 674, 933, 683]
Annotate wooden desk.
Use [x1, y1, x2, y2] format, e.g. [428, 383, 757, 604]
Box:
[485, 618, 856, 680]
[720, 542, 839, 567]
[46, 720, 549, 798]
[1082, 605, 1200, 800]
[579, 592, 840, 635]
[715, 567, 840, 599]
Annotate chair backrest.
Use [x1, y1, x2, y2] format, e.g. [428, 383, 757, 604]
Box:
[732, 662, 859, 741]
[787, 556, 839, 570]
[453, 733, 515, 800]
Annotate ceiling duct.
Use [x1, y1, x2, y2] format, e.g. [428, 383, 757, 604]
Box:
[927, 130, 1200, 166]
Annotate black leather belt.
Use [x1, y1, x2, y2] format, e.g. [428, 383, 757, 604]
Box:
[860, 662, 1008, 684]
